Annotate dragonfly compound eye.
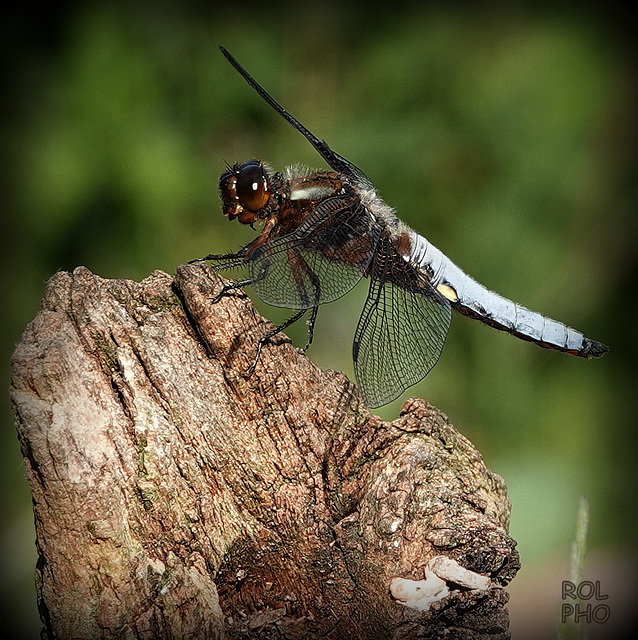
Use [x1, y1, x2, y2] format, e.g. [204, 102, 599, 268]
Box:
[236, 162, 270, 212]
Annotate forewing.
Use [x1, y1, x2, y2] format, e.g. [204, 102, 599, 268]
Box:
[249, 194, 379, 309]
[353, 239, 451, 408]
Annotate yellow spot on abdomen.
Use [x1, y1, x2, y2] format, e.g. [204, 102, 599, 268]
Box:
[436, 283, 458, 302]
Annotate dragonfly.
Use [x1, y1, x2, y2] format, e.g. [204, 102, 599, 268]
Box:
[191, 47, 608, 408]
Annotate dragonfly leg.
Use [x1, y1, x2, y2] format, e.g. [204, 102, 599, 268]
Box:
[211, 278, 253, 303]
[189, 252, 247, 274]
[189, 251, 244, 264]
[302, 306, 319, 352]
[243, 308, 308, 377]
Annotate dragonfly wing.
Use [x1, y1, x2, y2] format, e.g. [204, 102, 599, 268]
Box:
[249, 192, 379, 309]
[353, 237, 451, 408]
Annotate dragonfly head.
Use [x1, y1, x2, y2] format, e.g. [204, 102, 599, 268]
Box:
[219, 160, 274, 225]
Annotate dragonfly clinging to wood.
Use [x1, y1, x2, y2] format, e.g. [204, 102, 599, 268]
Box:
[191, 46, 608, 408]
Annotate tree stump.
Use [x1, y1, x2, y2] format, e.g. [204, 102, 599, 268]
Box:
[10, 264, 520, 639]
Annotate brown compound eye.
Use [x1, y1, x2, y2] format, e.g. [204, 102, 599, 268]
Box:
[235, 162, 270, 212]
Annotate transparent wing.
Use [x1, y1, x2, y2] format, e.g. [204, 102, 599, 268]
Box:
[353, 237, 452, 408]
[248, 192, 379, 309]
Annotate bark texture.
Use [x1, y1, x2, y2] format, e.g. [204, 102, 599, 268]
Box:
[10, 264, 520, 640]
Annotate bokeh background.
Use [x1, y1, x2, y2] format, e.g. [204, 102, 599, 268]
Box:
[2, 1, 636, 637]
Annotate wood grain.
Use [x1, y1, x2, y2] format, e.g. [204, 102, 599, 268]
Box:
[10, 264, 519, 639]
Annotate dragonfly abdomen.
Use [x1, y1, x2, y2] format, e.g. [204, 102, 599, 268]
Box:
[408, 232, 608, 358]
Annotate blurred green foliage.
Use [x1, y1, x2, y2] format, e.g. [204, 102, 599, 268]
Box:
[2, 1, 636, 635]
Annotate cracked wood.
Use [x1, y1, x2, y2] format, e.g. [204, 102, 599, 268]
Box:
[10, 264, 519, 639]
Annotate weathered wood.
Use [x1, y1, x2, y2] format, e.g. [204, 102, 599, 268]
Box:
[10, 264, 519, 639]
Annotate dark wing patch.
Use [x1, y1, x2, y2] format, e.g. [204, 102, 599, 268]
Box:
[248, 194, 380, 309]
